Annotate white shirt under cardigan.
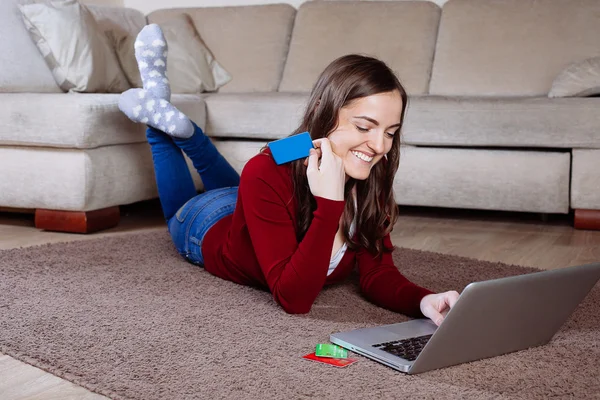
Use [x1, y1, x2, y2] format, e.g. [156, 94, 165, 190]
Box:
[327, 217, 356, 276]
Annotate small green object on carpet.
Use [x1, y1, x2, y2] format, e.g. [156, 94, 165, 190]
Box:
[315, 343, 348, 359]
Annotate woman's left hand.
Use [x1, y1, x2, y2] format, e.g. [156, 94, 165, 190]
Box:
[420, 291, 460, 326]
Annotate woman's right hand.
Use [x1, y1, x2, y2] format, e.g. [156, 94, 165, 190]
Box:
[306, 138, 346, 201]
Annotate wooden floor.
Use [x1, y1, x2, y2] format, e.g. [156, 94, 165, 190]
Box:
[1, 201, 599, 400]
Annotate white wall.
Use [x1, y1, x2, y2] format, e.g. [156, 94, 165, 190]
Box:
[123, 0, 446, 15]
[82, 0, 124, 6]
[124, 0, 305, 14]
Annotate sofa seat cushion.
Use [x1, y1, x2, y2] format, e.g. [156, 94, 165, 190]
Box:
[403, 96, 600, 148]
[203, 92, 309, 139]
[0, 143, 203, 211]
[0, 93, 206, 149]
[395, 146, 570, 213]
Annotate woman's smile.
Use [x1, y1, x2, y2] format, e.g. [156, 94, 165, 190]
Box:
[351, 150, 375, 163]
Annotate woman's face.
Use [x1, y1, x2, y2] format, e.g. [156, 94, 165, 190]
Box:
[327, 90, 403, 181]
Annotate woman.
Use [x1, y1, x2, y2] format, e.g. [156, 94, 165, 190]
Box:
[119, 24, 459, 324]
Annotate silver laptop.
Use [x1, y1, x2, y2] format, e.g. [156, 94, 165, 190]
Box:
[330, 262, 600, 374]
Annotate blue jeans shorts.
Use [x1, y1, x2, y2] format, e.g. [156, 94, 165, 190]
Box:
[167, 186, 238, 265]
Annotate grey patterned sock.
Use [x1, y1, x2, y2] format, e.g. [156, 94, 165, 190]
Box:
[118, 24, 193, 139]
[118, 89, 194, 138]
[135, 24, 170, 101]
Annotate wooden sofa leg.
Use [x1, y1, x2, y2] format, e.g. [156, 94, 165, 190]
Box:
[35, 206, 120, 234]
[574, 209, 600, 230]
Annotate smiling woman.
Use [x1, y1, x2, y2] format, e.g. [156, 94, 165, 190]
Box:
[287, 55, 407, 261]
[118, 24, 459, 323]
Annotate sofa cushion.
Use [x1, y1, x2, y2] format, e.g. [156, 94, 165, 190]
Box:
[395, 146, 570, 213]
[18, 0, 130, 93]
[148, 5, 296, 93]
[90, 5, 146, 88]
[549, 56, 600, 98]
[89, 5, 147, 89]
[279, 1, 441, 95]
[213, 140, 271, 175]
[115, 14, 232, 94]
[402, 96, 600, 148]
[203, 93, 309, 139]
[0, 94, 206, 149]
[87, 4, 146, 36]
[0, 143, 201, 211]
[571, 149, 600, 209]
[0, 0, 61, 93]
[429, 0, 600, 96]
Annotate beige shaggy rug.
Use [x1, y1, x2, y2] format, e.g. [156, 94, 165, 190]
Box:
[0, 230, 598, 399]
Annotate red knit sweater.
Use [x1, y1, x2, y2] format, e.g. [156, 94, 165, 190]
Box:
[201, 151, 434, 315]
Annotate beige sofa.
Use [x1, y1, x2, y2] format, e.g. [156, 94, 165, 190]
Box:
[1, 0, 599, 233]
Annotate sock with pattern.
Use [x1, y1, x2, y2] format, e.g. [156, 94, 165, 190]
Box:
[118, 24, 193, 139]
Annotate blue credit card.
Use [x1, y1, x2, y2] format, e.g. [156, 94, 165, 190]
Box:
[267, 132, 314, 165]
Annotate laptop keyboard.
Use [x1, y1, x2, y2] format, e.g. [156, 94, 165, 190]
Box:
[371, 334, 433, 361]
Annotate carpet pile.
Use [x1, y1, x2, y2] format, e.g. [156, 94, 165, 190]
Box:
[0, 231, 598, 399]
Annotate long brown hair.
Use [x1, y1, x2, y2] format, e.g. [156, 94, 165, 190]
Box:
[273, 54, 408, 257]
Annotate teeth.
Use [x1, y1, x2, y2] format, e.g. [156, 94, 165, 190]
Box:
[352, 151, 374, 163]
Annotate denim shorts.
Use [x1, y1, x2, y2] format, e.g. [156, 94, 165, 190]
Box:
[167, 186, 238, 265]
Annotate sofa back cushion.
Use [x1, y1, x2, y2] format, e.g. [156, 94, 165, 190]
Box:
[0, 0, 145, 94]
[279, 1, 441, 95]
[88, 5, 146, 38]
[429, 0, 600, 96]
[0, 0, 62, 93]
[148, 5, 296, 93]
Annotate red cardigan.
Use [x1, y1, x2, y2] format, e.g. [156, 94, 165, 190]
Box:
[201, 151, 434, 315]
